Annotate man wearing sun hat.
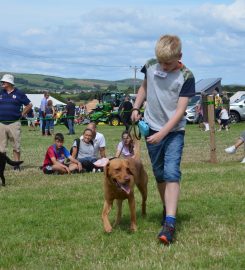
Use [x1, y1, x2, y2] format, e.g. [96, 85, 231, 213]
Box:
[0, 74, 32, 168]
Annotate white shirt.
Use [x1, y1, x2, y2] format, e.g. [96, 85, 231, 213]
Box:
[220, 109, 229, 120]
[40, 97, 48, 112]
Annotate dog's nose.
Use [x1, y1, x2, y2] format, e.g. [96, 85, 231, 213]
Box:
[124, 175, 130, 182]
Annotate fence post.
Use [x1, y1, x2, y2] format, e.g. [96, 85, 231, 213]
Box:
[207, 95, 218, 163]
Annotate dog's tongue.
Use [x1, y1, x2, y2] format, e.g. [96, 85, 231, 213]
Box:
[117, 181, 130, 194]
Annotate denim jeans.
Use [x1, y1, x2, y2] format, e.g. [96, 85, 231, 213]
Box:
[67, 118, 75, 134]
[45, 118, 54, 132]
[146, 130, 185, 183]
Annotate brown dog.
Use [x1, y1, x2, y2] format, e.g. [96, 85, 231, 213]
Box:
[101, 140, 148, 233]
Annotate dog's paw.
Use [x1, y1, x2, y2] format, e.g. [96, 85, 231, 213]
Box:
[103, 223, 113, 233]
[104, 227, 112, 233]
[130, 224, 137, 232]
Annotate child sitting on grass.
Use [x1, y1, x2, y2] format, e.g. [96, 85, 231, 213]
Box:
[42, 133, 82, 174]
[115, 130, 135, 158]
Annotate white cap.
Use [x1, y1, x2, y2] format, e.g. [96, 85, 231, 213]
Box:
[1, 74, 15, 85]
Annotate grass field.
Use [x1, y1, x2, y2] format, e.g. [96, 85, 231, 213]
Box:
[0, 123, 244, 269]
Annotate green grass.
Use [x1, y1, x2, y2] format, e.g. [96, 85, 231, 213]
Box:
[0, 123, 245, 269]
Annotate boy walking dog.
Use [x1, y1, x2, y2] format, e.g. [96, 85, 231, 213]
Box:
[131, 35, 195, 244]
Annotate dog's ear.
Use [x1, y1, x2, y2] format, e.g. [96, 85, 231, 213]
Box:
[104, 161, 110, 177]
[125, 160, 134, 176]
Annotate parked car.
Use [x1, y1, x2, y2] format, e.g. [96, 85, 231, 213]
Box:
[185, 104, 199, 124]
[229, 95, 245, 123]
[185, 95, 201, 124]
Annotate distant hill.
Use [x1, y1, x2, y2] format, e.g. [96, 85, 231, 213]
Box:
[1, 72, 243, 95]
[0, 72, 142, 93]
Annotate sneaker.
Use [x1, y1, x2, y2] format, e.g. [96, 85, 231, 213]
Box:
[158, 222, 175, 245]
[241, 157, 245, 163]
[225, 145, 236, 154]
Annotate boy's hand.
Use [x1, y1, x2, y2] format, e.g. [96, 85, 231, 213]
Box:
[77, 162, 82, 172]
[131, 109, 141, 123]
[146, 131, 165, 144]
[64, 166, 70, 174]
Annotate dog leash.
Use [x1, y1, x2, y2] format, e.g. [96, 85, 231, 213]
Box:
[131, 121, 141, 141]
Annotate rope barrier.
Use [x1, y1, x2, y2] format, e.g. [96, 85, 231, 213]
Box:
[0, 108, 144, 124]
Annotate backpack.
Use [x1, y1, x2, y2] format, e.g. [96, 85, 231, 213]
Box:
[70, 138, 80, 158]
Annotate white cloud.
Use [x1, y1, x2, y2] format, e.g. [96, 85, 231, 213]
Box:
[0, 0, 244, 84]
[208, 0, 245, 31]
[22, 28, 46, 36]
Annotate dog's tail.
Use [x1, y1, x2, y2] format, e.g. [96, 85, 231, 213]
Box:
[5, 155, 23, 167]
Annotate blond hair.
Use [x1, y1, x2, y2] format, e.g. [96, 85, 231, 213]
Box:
[155, 35, 182, 62]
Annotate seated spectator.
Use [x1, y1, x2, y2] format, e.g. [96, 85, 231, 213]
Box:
[71, 128, 108, 172]
[86, 122, 106, 159]
[71, 128, 97, 172]
[42, 133, 82, 174]
[225, 130, 245, 163]
[115, 130, 135, 158]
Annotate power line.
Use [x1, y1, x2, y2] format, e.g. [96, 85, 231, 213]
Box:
[0, 46, 133, 69]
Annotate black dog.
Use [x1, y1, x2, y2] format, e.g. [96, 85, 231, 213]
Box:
[0, 152, 23, 186]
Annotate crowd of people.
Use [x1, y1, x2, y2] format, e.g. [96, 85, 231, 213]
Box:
[0, 72, 137, 173]
[22, 91, 90, 136]
[42, 123, 139, 174]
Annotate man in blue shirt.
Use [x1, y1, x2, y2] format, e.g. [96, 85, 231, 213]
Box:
[0, 74, 32, 167]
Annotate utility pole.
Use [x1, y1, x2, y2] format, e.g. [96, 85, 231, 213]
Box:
[130, 66, 141, 94]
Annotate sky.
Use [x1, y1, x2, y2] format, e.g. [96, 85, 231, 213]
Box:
[0, 0, 244, 85]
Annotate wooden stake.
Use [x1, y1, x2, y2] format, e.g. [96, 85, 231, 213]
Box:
[207, 95, 218, 163]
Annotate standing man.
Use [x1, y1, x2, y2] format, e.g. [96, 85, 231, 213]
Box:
[40, 91, 49, 135]
[0, 74, 32, 166]
[120, 95, 133, 131]
[66, 98, 76, 135]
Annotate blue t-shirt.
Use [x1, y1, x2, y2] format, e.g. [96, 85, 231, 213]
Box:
[0, 88, 31, 124]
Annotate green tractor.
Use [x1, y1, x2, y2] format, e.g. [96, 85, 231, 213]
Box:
[89, 92, 125, 126]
